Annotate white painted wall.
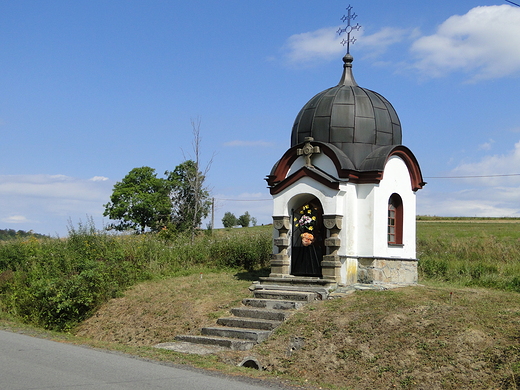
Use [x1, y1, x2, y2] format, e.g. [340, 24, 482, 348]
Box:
[372, 156, 417, 259]
[351, 183, 376, 257]
[271, 152, 418, 280]
[272, 176, 340, 217]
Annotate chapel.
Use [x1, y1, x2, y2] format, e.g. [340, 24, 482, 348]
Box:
[265, 52, 425, 288]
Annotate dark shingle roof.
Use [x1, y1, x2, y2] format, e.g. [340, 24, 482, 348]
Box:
[290, 54, 402, 169]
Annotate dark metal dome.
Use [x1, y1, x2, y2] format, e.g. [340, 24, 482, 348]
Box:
[290, 54, 402, 168]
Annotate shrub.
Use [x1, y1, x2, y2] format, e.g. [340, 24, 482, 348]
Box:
[0, 223, 272, 330]
[209, 230, 271, 271]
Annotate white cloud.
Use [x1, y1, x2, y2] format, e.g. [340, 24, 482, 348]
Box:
[478, 139, 494, 151]
[283, 27, 342, 65]
[224, 140, 274, 147]
[0, 174, 113, 235]
[418, 187, 520, 218]
[449, 140, 520, 186]
[410, 5, 520, 80]
[1, 215, 33, 224]
[281, 5, 520, 80]
[419, 141, 520, 217]
[358, 27, 414, 58]
[0, 174, 110, 201]
[282, 25, 415, 67]
[90, 176, 109, 182]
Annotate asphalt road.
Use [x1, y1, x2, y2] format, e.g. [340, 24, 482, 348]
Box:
[0, 330, 287, 390]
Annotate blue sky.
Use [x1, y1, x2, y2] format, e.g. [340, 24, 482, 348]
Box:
[1, 1, 520, 236]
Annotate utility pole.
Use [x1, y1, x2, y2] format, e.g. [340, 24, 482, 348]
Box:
[211, 197, 215, 230]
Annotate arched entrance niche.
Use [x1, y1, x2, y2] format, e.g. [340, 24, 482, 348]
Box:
[290, 197, 324, 277]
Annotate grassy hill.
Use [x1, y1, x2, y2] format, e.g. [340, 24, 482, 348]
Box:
[1, 219, 520, 389]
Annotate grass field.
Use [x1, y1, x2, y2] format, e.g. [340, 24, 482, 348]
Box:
[1, 219, 520, 389]
[417, 218, 520, 292]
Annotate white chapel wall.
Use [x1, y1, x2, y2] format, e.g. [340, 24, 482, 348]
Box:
[286, 153, 337, 178]
[347, 183, 375, 257]
[372, 156, 417, 259]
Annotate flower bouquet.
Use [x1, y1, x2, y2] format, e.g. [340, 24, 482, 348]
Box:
[295, 204, 317, 246]
[301, 232, 314, 246]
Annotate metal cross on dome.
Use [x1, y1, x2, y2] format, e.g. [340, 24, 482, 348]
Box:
[337, 4, 361, 54]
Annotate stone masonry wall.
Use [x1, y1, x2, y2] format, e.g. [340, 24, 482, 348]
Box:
[357, 257, 418, 285]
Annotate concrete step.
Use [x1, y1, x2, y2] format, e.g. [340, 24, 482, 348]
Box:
[201, 326, 272, 342]
[258, 276, 334, 287]
[230, 307, 293, 321]
[252, 283, 330, 300]
[174, 334, 254, 351]
[243, 297, 307, 310]
[253, 289, 317, 302]
[217, 316, 282, 330]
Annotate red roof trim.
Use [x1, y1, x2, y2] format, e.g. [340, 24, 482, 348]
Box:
[267, 144, 425, 195]
[386, 147, 426, 192]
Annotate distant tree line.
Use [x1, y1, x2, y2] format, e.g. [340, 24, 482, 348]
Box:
[0, 229, 48, 241]
[222, 211, 257, 228]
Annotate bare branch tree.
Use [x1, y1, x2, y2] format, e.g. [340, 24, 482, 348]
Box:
[182, 117, 214, 243]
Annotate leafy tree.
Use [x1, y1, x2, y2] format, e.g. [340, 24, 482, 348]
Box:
[166, 160, 211, 234]
[238, 211, 251, 228]
[104, 120, 212, 236]
[104, 161, 211, 235]
[222, 212, 237, 228]
[103, 167, 172, 233]
[251, 217, 257, 227]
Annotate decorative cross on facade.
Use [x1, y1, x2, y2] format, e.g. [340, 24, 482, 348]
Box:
[297, 137, 321, 167]
[337, 4, 361, 54]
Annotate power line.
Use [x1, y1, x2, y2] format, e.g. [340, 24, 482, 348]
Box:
[215, 198, 271, 202]
[425, 173, 520, 179]
[506, 0, 520, 7]
[215, 174, 520, 204]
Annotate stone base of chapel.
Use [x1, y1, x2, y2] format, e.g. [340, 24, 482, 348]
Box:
[265, 255, 418, 293]
[357, 257, 418, 285]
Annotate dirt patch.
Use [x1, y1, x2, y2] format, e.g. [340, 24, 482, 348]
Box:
[250, 286, 520, 389]
[75, 272, 252, 346]
[76, 277, 520, 389]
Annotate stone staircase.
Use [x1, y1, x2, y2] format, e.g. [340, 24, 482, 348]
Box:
[166, 277, 335, 352]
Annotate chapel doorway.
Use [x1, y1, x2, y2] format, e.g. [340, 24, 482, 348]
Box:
[291, 198, 324, 277]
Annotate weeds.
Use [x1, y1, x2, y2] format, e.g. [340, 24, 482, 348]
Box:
[2, 218, 520, 331]
[418, 222, 520, 292]
[0, 220, 271, 330]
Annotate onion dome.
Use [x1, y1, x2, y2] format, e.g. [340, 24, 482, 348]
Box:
[290, 54, 402, 168]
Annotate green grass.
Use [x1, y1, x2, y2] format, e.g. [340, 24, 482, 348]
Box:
[417, 219, 520, 292]
[1, 219, 520, 389]
[0, 221, 271, 330]
[1, 218, 520, 330]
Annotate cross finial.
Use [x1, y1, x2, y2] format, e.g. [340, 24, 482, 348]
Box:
[337, 4, 361, 54]
[297, 137, 321, 167]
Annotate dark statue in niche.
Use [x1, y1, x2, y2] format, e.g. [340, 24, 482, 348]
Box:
[291, 199, 324, 277]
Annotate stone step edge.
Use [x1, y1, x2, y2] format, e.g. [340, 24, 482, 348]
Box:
[201, 326, 273, 342]
[258, 276, 337, 287]
[230, 307, 293, 321]
[253, 289, 317, 301]
[217, 316, 282, 330]
[251, 285, 330, 300]
[174, 334, 255, 351]
[242, 297, 307, 309]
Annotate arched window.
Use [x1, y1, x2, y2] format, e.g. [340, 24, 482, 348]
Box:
[388, 194, 403, 245]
